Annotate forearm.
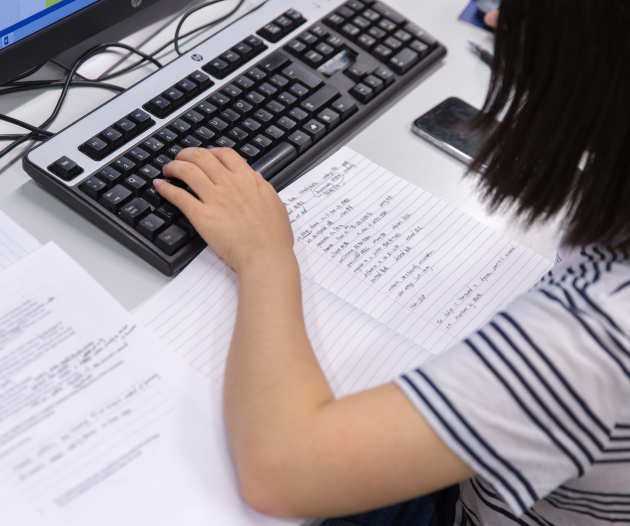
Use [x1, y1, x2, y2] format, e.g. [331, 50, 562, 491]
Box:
[224, 251, 333, 500]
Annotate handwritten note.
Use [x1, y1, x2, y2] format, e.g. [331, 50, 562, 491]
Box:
[284, 148, 551, 352]
[0, 210, 40, 270]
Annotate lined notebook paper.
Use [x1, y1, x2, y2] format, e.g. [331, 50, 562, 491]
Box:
[137, 147, 551, 395]
[284, 148, 551, 353]
[0, 210, 40, 270]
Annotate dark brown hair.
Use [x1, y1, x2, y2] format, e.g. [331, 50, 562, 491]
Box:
[469, 0, 630, 247]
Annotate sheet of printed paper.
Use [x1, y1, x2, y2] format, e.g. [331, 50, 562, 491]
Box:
[0, 243, 296, 526]
[0, 209, 40, 269]
[284, 147, 551, 353]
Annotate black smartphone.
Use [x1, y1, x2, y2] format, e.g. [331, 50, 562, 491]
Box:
[412, 97, 490, 165]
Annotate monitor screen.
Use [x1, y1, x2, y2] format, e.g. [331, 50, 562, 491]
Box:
[0, 0, 101, 50]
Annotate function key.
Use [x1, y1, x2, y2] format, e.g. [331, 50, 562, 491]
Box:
[114, 117, 138, 138]
[285, 9, 306, 25]
[244, 35, 267, 52]
[203, 57, 230, 79]
[155, 225, 189, 255]
[80, 136, 109, 161]
[188, 70, 213, 89]
[128, 109, 154, 130]
[176, 78, 199, 98]
[80, 176, 108, 199]
[162, 87, 185, 107]
[234, 41, 254, 59]
[275, 15, 294, 34]
[221, 50, 242, 66]
[48, 156, 83, 181]
[258, 22, 284, 43]
[324, 13, 345, 29]
[100, 127, 123, 147]
[144, 95, 171, 118]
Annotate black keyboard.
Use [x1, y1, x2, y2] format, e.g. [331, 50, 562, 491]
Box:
[24, 0, 446, 276]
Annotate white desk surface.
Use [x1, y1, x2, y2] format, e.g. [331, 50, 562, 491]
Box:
[0, 0, 561, 311]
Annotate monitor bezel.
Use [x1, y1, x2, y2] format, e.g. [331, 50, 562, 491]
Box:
[0, 0, 170, 84]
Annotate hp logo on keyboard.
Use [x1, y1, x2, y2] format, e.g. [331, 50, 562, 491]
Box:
[130, 0, 142, 8]
[191, 54, 204, 62]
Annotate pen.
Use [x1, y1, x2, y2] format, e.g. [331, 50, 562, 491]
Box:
[468, 41, 494, 66]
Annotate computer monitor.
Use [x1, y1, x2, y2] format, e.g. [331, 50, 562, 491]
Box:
[0, 0, 192, 84]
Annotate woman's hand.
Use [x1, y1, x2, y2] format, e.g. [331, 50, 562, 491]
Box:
[154, 147, 294, 274]
[484, 9, 499, 28]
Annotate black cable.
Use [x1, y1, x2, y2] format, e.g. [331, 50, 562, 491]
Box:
[174, 0, 235, 56]
[0, 79, 124, 97]
[0, 114, 54, 137]
[6, 63, 47, 83]
[0, 42, 161, 162]
[98, 0, 245, 80]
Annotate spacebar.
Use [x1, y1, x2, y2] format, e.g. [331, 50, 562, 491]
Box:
[251, 142, 297, 180]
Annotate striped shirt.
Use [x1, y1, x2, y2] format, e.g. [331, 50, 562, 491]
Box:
[396, 244, 630, 525]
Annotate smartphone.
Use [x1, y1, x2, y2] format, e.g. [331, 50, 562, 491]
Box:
[412, 97, 490, 165]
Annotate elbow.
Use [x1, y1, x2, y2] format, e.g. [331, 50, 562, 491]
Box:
[236, 448, 308, 519]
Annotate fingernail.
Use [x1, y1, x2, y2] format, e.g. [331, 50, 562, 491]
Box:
[154, 179, 165, 187]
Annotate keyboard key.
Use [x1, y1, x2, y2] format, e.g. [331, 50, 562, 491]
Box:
[239, 143, 261, 160]
[265, 125, 285, 140]
[310, 24, 329, 38]
[252, 134, 273, 150]
[258, 82, 278, 97]
[98, 166, 122, 184]
[115, 118, 137, 138]
[241, 118, 262, 133]
[195, 101, 218, 118]
[142, 137, 165, 154]
[222, 83, 243, 98]
[302, 119, 327, 141]
[374, 44, 393, 60]
[234, 42, 254, 60]
[221, 50, 242, 66]
[278, 116, 297, 131]
[345, 64, 369, 82]
[156, 202, 180, 222]
[301, 85, 339, 113]
[303, 50, 324, 67]
[254, 108, 274, 123]
[288, 130, 312, 153]
[180, 135, 203, 148]
[128, 109, 153, 129]
[277, 91, 297, 106]
[163, 87, 185, 107]
[182, 110, 205, 125]
[350, 82, 374, 103]
[129, 147, 151, 164]
[143, 187, 162, 207]
[203, 57, 230, 78]
[258, 22, 283, 43]
[246, 66, 266, 82]
[282, 63, 323, 89]
[318, 108, 341, 130]
[373, 66, 396, 86]
[80, 176, 108, 199]
[120, 198, 151, 226]
[324, 13, 345, 29]
[209, 92, 231, 108]
[221, 108, 241, 123]
[113, 156, 136, 174]
[251, 141, 297, 180]
[156, 128, 178, 144]
[342, 23, 361, 38]
[358, 33, 377, 50]
[390, 47, 419, 73]
[215, 136, 237, 148]
[246, 91, 266, 106]
[331, 95, 358, 120]
[137, 213, 167, 239]
[363, 9, 381, 22]
[194, 126, 216, 144]
[80, 136, 110, 160]
[100, 127, 124, 147]
[170, 119, 192, 135]
[266, 100, 286, 115]
[300, 32, 318, 46]
[378, 18, 397, 32]
[289, 107, 309, 122]
[100, 184, 132, 211]
[353, 16, 371, 30]
[270, 74, 290, 88]
[144, 95, 171, 118]
[368, 26, 387, 40]
[290, 83, 309, 99]
[139, 164, 161, 180]
[394, 29, 412, 43]
[384, 36, 403, 50]
[228, 127, 249, 143]
[235, 75, 255, 90]
[188, 70, 213, 89]
[259, 51, 290, 73]
[409, 39, 429, 55]
[156, 225, 188, 255]
[363, 74, 385, 94]
[153, 154, 172, 168]
[233, 99, 254, 114]
[286, 39, 307, 56]
[124, 174, 148, 195]
[373, 3, 406, 25]
[208, 117, 229, 133]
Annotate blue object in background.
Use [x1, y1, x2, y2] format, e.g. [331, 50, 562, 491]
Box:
[459, 0, 491, 30]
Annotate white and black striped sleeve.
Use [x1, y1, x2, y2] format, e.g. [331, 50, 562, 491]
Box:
[395, 286, 630, 516]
